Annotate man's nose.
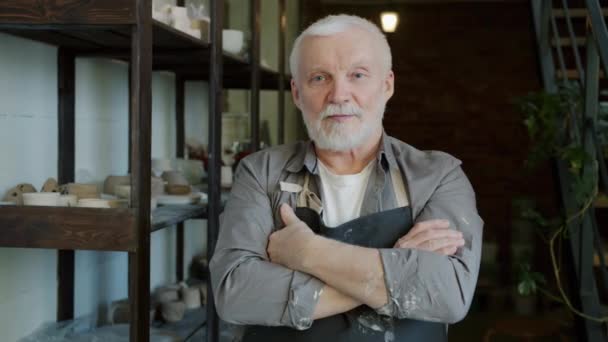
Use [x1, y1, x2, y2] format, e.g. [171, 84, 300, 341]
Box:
[328, 77, 351, 104]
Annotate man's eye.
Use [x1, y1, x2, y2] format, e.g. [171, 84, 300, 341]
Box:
[353, 72, 365, 79]
[312, 75, 326, 82]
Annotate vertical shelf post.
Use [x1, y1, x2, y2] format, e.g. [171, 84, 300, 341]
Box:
[278, 0, 286, 145]
[250, 0, 261, 151]
[128, 0, 153, 340]
[57, 47, 76, 322]
[207, 0, 224, 341]
[176, 75, 186, 282]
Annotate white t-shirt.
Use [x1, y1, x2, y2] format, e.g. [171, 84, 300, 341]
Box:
[318, 159, 410, 228]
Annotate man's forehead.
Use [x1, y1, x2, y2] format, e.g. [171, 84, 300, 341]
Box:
[299, 29, 379, 67]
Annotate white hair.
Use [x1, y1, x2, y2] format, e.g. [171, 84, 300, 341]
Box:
[289, 14, 393, 81]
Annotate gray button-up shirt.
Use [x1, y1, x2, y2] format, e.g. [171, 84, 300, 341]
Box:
[210, 133, 483, 329]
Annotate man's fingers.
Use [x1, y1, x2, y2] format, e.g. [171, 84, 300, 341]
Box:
[280, 203, 301, 226]
[427, 237, 465, 252]
[407, 219, 451, 237]
[405, 228, 463, 248]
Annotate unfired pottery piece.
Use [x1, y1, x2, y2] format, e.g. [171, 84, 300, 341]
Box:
[161, 171, 189, 186]
[3, 183, 37, 205]
[22, 192, 60, 206]
[165, 184, 191, 195]
[41, 178, 60, 193]
[103, 175, 130, 195]
[66, 183, 99, 199]
[180, 286, 201, 309]
[160, 301, 186, 323]
[58, 194, 78, 207]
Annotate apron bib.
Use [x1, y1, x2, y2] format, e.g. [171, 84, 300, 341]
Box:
[243, 173, 447, 342]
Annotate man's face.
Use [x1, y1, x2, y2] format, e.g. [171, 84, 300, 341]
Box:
[291, 27, 394, 151]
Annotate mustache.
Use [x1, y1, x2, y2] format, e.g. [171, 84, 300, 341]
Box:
[319, 103, 364, 119]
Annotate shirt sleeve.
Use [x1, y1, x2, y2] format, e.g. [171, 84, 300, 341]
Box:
[209, 158, 324, 329]
[376, 160, 483, 323]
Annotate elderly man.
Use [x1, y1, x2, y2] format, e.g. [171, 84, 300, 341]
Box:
[210, 14, 482, 341]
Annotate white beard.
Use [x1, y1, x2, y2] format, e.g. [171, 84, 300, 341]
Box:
[303, 102, 385, 151]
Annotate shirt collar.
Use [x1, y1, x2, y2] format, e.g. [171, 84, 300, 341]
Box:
[285, 131, 399, 174]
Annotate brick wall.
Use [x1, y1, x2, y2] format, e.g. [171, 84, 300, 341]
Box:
[302, 1, 559, 281]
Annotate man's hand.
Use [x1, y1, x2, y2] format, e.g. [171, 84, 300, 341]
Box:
[267, 204, 316, 270]
[394, 219, 464, 255]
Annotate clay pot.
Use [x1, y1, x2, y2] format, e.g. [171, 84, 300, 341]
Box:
[66, 183, 99, 199]
[114, 185, 131, 199]
[160, 301, 186, 323]
[180, 286, 201, 309]
[41, 178, 60, 193]
[154, 287, 180, 304]
[161, 171, 189, 186]
[103, 175, 130, 195]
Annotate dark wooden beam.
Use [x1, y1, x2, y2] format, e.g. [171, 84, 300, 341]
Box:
[176, 76, 185, 158]
[0, 207, 136, 251]
[278, 0, 286, 145]
[128, 0, 152, 340]
[250, 0, 261, 151]
[0, 0, 136, 25]
[176, 75, 186, 282]
[57, 47, 76, 322]
[207, 0, 223, 340]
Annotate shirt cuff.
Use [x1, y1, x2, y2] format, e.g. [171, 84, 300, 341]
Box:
[280, 271, 324, 330]
[375, 248, 418, 318]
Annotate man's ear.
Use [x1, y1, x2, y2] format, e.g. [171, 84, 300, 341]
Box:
[384, 70, 394, 101]
[291, 78, 301, 108]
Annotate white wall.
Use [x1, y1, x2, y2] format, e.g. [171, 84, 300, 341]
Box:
[0, 33, 207, 341]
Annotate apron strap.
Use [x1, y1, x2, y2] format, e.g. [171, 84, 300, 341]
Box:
[296, 172, 323, 214]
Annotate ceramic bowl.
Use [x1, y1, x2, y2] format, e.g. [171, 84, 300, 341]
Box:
[223, 29, 244, 55]
[23, 192, 60, 206]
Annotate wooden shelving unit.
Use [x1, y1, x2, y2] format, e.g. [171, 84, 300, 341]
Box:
[0, 0, 289, 341]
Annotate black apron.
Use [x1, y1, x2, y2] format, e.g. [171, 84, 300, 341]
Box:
[243, 205, 447, 341]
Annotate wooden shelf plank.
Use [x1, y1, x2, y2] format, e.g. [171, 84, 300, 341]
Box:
[0, 0, 135, 26]
[0, 206, 136, 251]
[151, 204, 207, 232]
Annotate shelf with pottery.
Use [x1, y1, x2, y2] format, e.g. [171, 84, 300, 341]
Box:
[0, 170, 209, 251]
[0, 17, 286, 89]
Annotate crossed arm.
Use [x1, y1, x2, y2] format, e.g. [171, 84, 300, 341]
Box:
[269, 204, 465, 320]
[210, 158, 482, 329]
